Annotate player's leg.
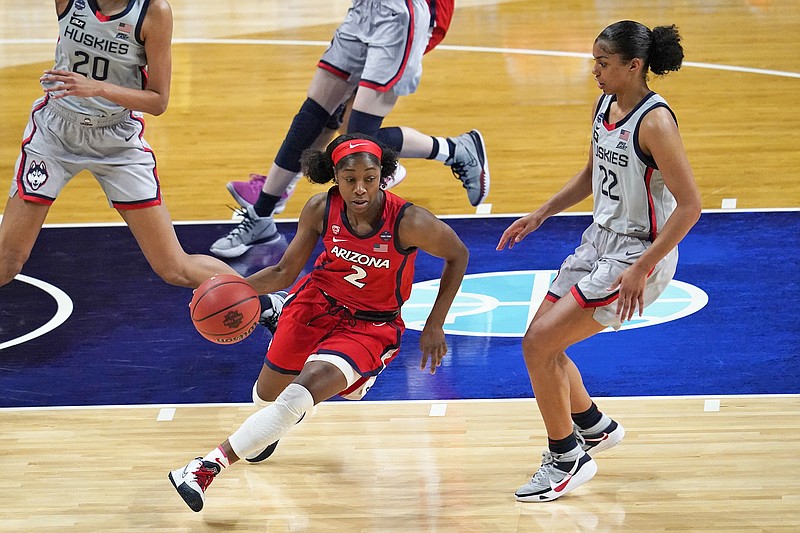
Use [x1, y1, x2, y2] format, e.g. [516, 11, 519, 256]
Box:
[0, 194, 49, 286]
[514, 296, 604, 502]
[168, 360, 347, 512]
[119, 204, 237, 288]
[210, 69, 355, 258]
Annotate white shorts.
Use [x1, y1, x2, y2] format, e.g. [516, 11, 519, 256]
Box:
[318, 0, 431, 96]
[547, 222, 678, 330]
[10, 96, 161, 210]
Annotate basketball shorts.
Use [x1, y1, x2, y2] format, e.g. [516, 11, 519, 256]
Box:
[265, 283, 403, 400]
[547, 222, 678, 330]
[9, 96, 161, 209]
[319, 0, 431, 96]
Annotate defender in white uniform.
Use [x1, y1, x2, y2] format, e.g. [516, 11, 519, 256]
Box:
[0, 0, 236, 289]
[498, 21, 701, 503]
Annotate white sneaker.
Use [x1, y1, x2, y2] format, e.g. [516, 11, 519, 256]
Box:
[210, 205, 280, 258]
[168, 457, 221, 512]
[515, 449, 597, 502]
[258, 290, 288, 334]
[383, 163, 407, 189]
[575, 420, 625, 456]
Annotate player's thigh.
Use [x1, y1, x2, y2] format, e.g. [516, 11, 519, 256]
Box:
[0, 194, 50, 262]
[307, 69, 358, 113]
[352, 86, 399, 117]
[524, 295, 604, 355]
[118, 204, 184, 266]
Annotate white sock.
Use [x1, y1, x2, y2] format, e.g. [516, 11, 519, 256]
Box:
[433, 136, 450, 162]
[582, 414, 613, 435]
[203, 446, 230, 469]
[228, 383, 314, 459]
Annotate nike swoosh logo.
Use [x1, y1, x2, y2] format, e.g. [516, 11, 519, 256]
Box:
[348, 142, 368, 149]
[552, 474, 572, 493]
[124, 132, 137, 142]
[332, 237, 347, 242]
[625, 250, 638, 256]
[583, 433, 610, 444]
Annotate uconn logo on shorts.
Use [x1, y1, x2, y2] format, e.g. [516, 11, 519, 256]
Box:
[25, 161, 49, 191]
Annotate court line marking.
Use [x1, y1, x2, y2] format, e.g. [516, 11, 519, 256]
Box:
[157, 408, 176, 421]
[1, 394, 796, 413]
[429, 404, 448, 417]
[2, 38, 799, 79]
[0, 274, 74, 351]
[703, 399, 721, 412]
[24, 207, 800, 229]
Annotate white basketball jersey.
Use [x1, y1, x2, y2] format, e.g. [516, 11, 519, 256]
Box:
[45, 0, 149, 116]
[590, 92, 677, 241]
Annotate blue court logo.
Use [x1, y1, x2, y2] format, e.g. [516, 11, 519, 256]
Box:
[401, 270, 708, 337]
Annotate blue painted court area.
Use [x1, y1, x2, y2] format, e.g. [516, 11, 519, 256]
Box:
[0, 211, 797, 407]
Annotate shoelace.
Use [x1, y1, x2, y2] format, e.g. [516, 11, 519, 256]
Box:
[530, 451, 557, 483]
[226, 206, 256, 238]
[193, 463, 218, 492]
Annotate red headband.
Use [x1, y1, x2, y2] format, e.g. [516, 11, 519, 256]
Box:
[331, 139, 383, 166]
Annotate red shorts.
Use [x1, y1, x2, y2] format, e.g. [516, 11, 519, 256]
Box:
[265, 282, 404, 397]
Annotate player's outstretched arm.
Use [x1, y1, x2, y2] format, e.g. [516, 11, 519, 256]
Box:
[399, 206, 468, 374]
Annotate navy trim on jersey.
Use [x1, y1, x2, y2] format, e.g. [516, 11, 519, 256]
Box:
[392, 202, 417, 255]
[633, 103, 677, 169]
[58, 0, 76, 20]
[134, 0, 150, 46]
[602, 91, 657, 130]
[571, 284, 620, 308]
[263, 358, 301, 376]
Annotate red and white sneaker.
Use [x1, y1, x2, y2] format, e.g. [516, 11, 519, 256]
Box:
[168, 457, 221, 512]
[515, 449, 597, 502]
[576, 420, 625, 456]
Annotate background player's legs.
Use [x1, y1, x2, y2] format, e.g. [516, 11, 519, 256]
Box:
[119, 204, 237, 288]
[0, 194, 50, 287]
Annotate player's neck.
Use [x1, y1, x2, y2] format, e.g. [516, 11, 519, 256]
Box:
[95, 0, 130, 17]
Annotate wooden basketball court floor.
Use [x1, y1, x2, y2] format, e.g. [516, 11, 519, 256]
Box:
[1, 1, 799, 531]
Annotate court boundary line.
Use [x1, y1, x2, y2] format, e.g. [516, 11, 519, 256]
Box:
[8, 207, 797, 230]
[1, 393, 797, 413]
[2, 38, 799, 79]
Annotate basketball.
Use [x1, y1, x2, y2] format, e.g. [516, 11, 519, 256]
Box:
[189, 274, 260, 344]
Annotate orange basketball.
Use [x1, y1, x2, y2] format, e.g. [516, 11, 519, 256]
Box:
[189, 274, 260, 344]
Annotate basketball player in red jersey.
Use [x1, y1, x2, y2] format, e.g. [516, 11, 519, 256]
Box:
[169, 134, 469, 512]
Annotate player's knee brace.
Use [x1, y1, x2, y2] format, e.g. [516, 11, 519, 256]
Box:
[229, 383, 314, 459]
[252, 381, 271, 407]
[275, 98, 331, 173]
[347, 109, 384, 137]
[374, 127, 404, 152]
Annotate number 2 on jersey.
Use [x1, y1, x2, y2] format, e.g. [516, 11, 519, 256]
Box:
[343, 265, 367, 288]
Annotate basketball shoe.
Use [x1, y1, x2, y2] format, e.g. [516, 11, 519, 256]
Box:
[446, 130, 490, 206]
[209, 205, 279, 258]
[383, 163, 407, 189]
[258, 290, 288, 334]
[515, 449, 597, 502]
[226, 173, 297, 214]
[168, 457, 221, 512]
[575, 420, 625, 457]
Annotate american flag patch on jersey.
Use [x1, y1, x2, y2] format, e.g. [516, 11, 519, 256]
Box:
[117, 22, 132, 33]
[620, 129, 630, 141]
[373, 243, 388, 253]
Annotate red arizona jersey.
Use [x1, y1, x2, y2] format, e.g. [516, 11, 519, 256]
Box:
[425, 0, 454, 53]
[309, 187, 417, 313]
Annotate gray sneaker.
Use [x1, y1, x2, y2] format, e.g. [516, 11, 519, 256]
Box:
[447, 130, 490, 206]
[515, 449, 597, 502]
[575, 420, 625, 456]
[209, 205, 279, 258]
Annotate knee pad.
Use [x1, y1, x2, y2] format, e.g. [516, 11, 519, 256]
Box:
[346, 109, 385, 139]
[275, 98, 332, 172]
[374, 127, 404, 152]
[252, 381, 270, 407]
